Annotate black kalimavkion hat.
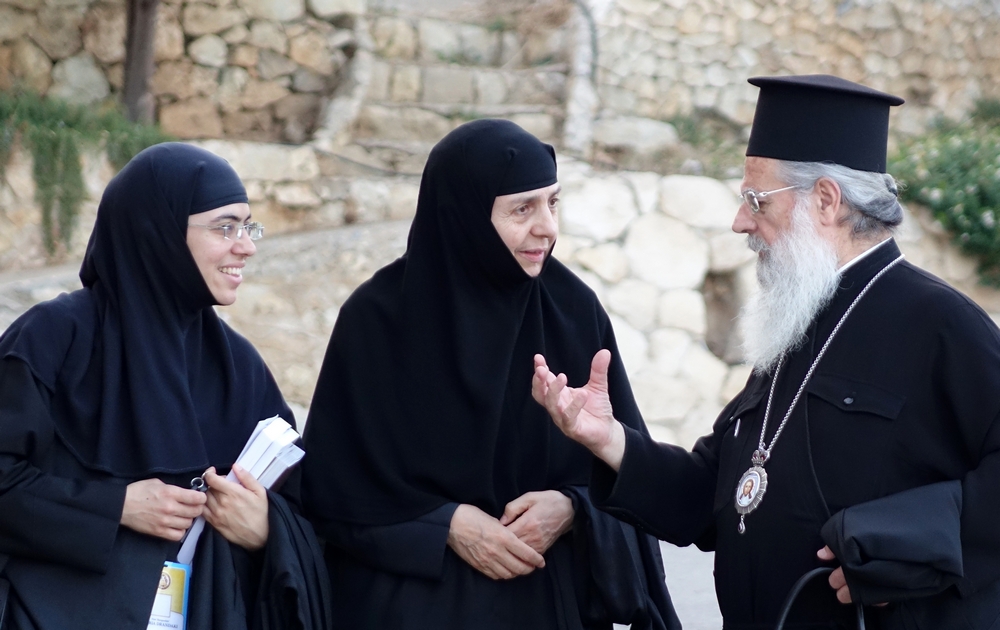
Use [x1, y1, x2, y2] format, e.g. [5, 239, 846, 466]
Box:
[745, 74, 905, 173]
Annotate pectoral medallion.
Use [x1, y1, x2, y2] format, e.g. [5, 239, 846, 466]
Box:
[734, 451, 768, 535]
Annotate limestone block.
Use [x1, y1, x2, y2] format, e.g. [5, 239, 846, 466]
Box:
[12, 39, 52, 94]
[151, 60, 219, 99]
[624, 214, 709, 290]
[3, 146, 34, 202]
[631, 370, 697, 421]
[560, 177, 637, 241]
[82, 3, 125, 64]
[680, 342, 728, 399]
[49, 54, 110, 105]
[293, 67, 327, 93]
[721, 364, 753, 402]
[249, 20, 288, 54]
[223, 24, 250, 44]
[189, 34, 228, 68]
[387, 180, 419, 220]
[390, 65, 421, 102]
[551, 234, 592, 264]
[347, 179, 391, 223]
[658, 289, 706, 337]
[474, 71, 507, 105]
[709, 231, 754, 272]
[355, 104, 452, 142]
[522, 27, 564, 66]
[194, 140, 320, 181]
[244, 180, 266, 202]
[507, 113, 555, 142]
[678, 401, 723, 448]
[0, 46, 11, 90]
[592, 116, 680, 156]
[257, 49, 298, 80]
[422, 66, 473, 104]
[216, 66, 249, 113]
[417, 19, 460, 64]
[372, 17, 417, 59]
[308, 0, 365, 18]
[239, 0, 304, 21]
[290, 30, 335, 75]
[154, 7, 186, 60]
[660, 175, 738, 230]
[456, 23, 499, 65]
[650, 328, 692, 376]
[160, 98, 224, 139]
[943, 246, 977, 283]
[645, 422, 678, 446]
[230, 44, 259, 67]
[0, 6, 36, 42]
[621, 171, 660, 215]
[608, 279, 659, 331]
[609, 314, 648, 375]
[32, 7, 84, 60]
[183, 4, 247, 36]
[575, 242, 629, 283]
[274, 182, 322, 208]
[241, 79, 289, 109]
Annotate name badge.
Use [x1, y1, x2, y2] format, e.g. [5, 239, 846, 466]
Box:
[147, 561, 190, 630]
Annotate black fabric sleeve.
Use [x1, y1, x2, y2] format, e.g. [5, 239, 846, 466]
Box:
[590, 423, 720, 547]
[0, 358, 125, 573]
[322, 502, 459, 580]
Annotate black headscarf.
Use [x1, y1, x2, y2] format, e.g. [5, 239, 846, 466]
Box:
[0, 142, 289, 477]
[302, 120, 649, 526]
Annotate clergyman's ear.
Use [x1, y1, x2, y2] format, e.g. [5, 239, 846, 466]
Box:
[814, 177, 844, 228]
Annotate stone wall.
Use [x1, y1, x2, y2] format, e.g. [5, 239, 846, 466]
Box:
[0, 0, 363, 142]
[591, 0, 1000, 135]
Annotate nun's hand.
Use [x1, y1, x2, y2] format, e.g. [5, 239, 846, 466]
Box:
[448, 504, 546, 580]
[532, 350, 626, 471]
[202, 465, 269, 550]
[500, 490, 574, 555]
[121, 478, 207, 541]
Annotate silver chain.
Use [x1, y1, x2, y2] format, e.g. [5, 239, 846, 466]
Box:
[755, 254, 905, 463]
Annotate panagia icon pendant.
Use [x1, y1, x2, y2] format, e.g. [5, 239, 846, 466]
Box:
[734, 451, 769, 534]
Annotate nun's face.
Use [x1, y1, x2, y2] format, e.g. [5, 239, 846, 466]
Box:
[490, 182, 560, 277]
[186, 203, 256, 305]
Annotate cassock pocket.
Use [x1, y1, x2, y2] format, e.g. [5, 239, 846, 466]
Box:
[713, 381, 767, 514]
[807, 372, 905, 420]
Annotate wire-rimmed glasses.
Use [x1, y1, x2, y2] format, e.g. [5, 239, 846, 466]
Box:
[737, 186, 798, 214]
[188, 221, 265, 241]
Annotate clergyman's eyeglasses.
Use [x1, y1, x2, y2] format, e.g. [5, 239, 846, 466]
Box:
[737, 186, 798, 214]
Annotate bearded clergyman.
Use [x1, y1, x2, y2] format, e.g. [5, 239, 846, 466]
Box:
[532, 74, 1000, 629]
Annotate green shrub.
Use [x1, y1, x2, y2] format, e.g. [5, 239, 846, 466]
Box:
[0, 90, 172, 256]
[890, 99, 1000, 285]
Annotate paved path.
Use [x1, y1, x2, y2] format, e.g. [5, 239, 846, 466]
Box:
[661, 542, 721, 629]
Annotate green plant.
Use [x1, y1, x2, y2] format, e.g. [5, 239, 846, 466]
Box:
[0, 90, 172, 256]
[891, 99, 1000, 285]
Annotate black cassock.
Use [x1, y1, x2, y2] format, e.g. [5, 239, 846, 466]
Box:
[593, 239, 1000, 629]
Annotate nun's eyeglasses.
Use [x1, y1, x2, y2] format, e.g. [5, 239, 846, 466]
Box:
[188, 221, 265, 241]
[737, 186, 799, 214]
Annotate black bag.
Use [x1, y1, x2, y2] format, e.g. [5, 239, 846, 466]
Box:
[775, 567, 865, 630]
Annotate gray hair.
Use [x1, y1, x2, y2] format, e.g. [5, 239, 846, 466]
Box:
[776, 160, 903, 237]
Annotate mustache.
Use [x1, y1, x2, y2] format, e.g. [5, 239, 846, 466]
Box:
[747, 234, 768, 253]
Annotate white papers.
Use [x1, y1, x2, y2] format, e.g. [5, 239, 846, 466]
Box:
[175, 415, 304, 565]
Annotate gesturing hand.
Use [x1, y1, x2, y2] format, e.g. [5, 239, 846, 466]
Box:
[121, 478, 207, 541]
[447, 504, 546, 581]
[532, 350, 626, 470]
[202, 464, 270, 550]
[817, 546, 887, 607]
[500, 491, 574, 556]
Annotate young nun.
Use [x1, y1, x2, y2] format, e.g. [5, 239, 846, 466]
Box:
[0, 143, 330, 630]
[301, 120, 680, 629]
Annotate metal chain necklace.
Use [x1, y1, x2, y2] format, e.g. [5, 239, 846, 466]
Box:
[735, 254, 905, 534]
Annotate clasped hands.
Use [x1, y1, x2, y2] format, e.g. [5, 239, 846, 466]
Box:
[447, 490, 574, 581]
[120, 463, 269, 550]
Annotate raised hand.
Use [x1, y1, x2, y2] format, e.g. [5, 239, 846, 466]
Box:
[202, 464, 270, 550]
[121, 478, 207, 541]
[447, 504, 546, 580]
[532, 350, 626, 470]
[500, 490, 574, 555]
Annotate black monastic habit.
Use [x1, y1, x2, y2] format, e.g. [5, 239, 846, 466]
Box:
[593, 239, 1000, 629]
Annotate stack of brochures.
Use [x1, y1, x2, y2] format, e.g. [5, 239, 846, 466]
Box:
[175, 415, 304, 565]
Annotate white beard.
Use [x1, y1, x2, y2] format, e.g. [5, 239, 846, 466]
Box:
[739, 199, 842, 375]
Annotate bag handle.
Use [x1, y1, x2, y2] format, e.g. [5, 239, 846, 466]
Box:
[775, 567, 865, 630]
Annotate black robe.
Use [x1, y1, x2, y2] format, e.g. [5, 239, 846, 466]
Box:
[591, 239, 1000, 629]
[302, 120, 678, 629]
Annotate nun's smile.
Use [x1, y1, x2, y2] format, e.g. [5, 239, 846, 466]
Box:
[490, 182, 560, 277]
[186, 202, 256, 305]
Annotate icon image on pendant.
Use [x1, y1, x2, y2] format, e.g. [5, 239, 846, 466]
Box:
[734, 465, 767, 516]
